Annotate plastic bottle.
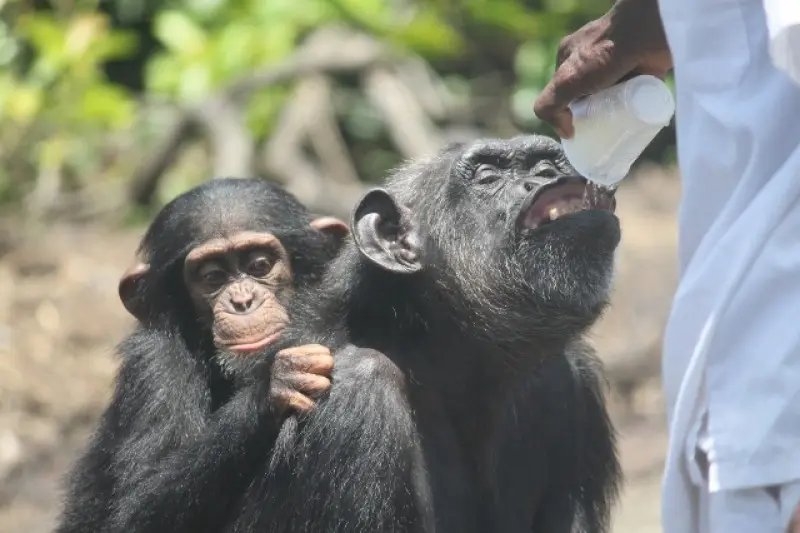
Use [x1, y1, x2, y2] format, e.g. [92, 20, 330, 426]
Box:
[561, 74, 676, 187]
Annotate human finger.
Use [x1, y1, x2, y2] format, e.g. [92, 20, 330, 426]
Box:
[534, 44, 638, 138]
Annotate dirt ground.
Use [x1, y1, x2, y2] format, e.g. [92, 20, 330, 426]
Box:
[0, 167, 682, 533]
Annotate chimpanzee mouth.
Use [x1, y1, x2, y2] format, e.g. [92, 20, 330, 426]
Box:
[516, 176, 616, 231]
[223, 328, 285, 354]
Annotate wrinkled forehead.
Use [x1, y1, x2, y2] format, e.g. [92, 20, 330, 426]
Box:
[459, 135, 566, 169]
[382, 134, 566, 209]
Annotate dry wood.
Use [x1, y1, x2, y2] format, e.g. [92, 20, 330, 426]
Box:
[128, 27, 393, 207]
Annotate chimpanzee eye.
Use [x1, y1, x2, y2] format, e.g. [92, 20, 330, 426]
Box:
[475, 163, 501, 185]
[197, 263, 227, 287]
[247, 255, 272, 277]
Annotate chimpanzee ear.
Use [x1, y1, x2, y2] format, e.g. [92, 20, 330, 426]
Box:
[118, 262, 150, 321]
[310, 216, 349, 243]
[352, 188, 422, 274]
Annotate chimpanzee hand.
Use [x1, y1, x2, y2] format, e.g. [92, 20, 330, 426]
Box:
[533, 0, 672, 139]
[269, 344, 333, 420]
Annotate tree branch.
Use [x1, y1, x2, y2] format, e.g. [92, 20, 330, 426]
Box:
[362, 66, 444, 160]
[127, 27, 392, 207]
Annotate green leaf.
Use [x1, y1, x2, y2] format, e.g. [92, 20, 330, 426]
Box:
[0, 21, 19, 66]
[210, 25, 257, 76]
[154, 10, 208, 57]
[324, 0, 392, 34]
[253, 0, 331, 26]
[246, 86, 290, 139]
[511, 86, 541, 125]
[395, 9, 463, 57]
[36, 136, 67, 171]
[5, 83, 43, 123]
[94, 30, 139, 62]
[145, 53, 184, 96]
[462, 0, 569, 39]
[177, 63, 212, 101]
[515, 40, 550, 84]
[79, 83, 135, 129]
[16, 13, 66, 64]
[184, 0, 228, 21]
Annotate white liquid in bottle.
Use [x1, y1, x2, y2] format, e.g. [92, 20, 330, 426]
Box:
[561, 74, 676, 187]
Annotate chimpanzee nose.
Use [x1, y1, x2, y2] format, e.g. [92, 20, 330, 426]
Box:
[231, 292, 255, 313]
[520, 177, 540, 194]
[519, 171, 569, 195]
[522, 178, 536, 193]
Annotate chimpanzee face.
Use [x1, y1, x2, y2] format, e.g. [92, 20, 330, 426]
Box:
[182, 231, 294, 355]
[352, 135, 621, 339]
[117, 178, 348, 358]
[450, 135, 615, 235]
[446, 136, 619, 268]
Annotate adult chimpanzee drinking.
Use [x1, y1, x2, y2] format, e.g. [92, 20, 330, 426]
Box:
[231, 134, 622, 533]
[54, 178, 348, 533]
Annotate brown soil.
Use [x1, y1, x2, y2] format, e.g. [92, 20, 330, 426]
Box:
[0, 167, 682, 533]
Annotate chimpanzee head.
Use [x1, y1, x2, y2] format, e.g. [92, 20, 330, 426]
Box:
[119, 178, 347, 357]
[350, 135, 620, 345]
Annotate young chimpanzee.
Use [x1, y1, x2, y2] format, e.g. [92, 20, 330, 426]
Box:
[54, 178, 348, 533]
[232, 135, 623, 533]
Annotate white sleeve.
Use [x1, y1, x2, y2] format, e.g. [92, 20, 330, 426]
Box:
[763, 0, 800, 86]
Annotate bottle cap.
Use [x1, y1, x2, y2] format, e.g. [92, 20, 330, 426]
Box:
[630, 76, 675, 125]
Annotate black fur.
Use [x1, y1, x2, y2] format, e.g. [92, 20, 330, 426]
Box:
[54, 178, 342, 533]
[234, 135, 622, 533]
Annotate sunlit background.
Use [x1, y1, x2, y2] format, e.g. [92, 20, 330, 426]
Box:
[0, 1, 681, 531]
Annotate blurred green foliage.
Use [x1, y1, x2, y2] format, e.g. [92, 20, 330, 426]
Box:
[1, 0, 665, 211]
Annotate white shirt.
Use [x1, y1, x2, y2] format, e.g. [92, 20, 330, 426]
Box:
[657, 0, 800, 531]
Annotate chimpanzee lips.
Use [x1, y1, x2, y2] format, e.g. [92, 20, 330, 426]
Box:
[516, 176, 616, 231]
[222, 328, 285, 354]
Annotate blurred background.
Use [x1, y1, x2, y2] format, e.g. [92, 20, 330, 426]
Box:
[0, 0, 681, 531]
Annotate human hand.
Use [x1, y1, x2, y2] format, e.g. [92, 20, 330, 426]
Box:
[533, 0, 672, 139]
[789, 501, 800, 533]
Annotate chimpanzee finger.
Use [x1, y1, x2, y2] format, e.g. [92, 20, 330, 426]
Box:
[284, 353, 334, 377]
[282, 373, 332, 397]
[285, 390, 316, 414]
[276, 344, 330, 359]
[270, 387, 316, 416]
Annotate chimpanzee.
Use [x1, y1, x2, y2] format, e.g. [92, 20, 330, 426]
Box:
[54, 177, 349, 533]
[231, 134, 623, 533]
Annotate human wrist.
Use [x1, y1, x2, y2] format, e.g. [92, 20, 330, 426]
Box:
[607, 0, 671, 67]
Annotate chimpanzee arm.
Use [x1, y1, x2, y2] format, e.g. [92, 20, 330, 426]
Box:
[233, 346, 433, 533]
[491, 346, 620, 533]
[106, 376, 277, 533]
[54, 410, 119, 533]
[55, 332, 214, 533]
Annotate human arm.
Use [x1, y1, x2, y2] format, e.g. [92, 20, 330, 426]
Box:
[789, 501, 800, 533]
[533, 0, 673, 138]
[763, 0, 800, 86]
